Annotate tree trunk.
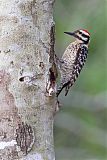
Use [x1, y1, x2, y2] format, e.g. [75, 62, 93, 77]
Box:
[0, 0, 56, 159]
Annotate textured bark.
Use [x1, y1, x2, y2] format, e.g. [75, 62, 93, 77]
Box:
[0, 0, 56, 160]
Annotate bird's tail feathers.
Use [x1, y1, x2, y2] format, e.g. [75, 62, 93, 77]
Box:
[65, 85, 70, 96]
[65, 80, 74, 96]
[56, 81, 70, 97]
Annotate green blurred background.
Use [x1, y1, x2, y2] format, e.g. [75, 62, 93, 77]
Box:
[54, 0, 107, 160]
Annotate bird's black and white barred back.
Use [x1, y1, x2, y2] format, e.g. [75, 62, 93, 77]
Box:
[64, 44, 88, 96]
[56, 29, 90, 97]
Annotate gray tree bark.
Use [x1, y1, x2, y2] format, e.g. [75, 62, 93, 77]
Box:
[0, 0, 56, 159]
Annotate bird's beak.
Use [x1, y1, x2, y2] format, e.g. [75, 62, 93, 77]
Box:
[64, 32, 77, 38]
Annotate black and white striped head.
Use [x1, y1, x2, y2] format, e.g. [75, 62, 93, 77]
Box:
[64, 29, 90, 45]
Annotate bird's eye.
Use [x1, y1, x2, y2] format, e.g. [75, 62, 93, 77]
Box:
[79, 31, 82, 35]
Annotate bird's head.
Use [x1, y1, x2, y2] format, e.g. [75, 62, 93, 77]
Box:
[64, 29, 90, 45]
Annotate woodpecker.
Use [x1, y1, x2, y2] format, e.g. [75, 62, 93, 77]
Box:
[56, 29, 90, 97]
